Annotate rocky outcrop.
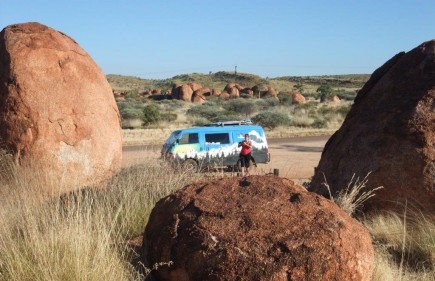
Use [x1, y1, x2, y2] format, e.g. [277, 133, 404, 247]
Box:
[191, 92, 206, 103]
[224, 83, 237, 93]
[171, 84, 183, 100]
[328, 95, 341, 103]
[192, 87, 211, 97]
[211, 89, 221, 96]
[289, 91, 306, 104]
[310, 39, 435, 213]
[152, 88, 162, 94]
[178, 84, 194, 102]
[219, 92, 230, 100]
[264, 87, 278, 98]
[228, 86, 239, 98]
[241, 88, 254, 97]
[144, 175, 374, 281]
[187, 82, 202, 92]
[0, 22, 122, 193]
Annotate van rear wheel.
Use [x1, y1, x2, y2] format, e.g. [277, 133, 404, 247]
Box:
[183, 159, 198, 172]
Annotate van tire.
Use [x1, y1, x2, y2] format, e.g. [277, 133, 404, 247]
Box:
[183, 159, 198, 172]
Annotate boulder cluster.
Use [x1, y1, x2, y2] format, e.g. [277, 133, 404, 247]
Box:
[114, 82, 308, 104]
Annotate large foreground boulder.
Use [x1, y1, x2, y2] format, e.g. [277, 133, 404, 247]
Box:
[310, 39, 435, 213]
[144, 175, 374, 281]
[0, 22, 122, 193]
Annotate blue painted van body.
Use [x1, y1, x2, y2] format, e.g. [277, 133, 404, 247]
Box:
[161, 125, 270, 168]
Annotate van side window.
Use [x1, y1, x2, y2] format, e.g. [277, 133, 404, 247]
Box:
[205, 133, 230, 144]
[178, 133, 199, 144]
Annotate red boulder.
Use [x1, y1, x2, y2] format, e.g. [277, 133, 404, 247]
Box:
[0, 22, 122, 193]
[144, 175, 374, 281]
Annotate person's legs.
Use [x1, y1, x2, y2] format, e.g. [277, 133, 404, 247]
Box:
[244, 154, 251, 176]
[240, 155, 246, 175]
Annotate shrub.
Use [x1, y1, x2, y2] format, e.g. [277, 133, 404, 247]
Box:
[336, 90, 357, 101]
[186, 104, 223, 121]
[160, 112, 178, 122]
[292, 116, 312, 128]
[223, 99, 257, 118]
[143, 104, 161, 126]
[193, 117, 209, 126]
[124, 90, 139, 99]
[335, 105, 352, 117]
[120, 107, 144, 121]
[264, 98, 280, 108]
[254, 99, 268, 110]
[251, 111, 290, 130]
[317, 85, 334, 102]
[278, 91, 293, 106]
[317, 105, 335, 116]
[214, 111, 241, 122]
[298, 101, 318, 110]
[311, 118, 327, 128]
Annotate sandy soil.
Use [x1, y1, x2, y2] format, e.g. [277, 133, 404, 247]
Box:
[122, 135, 331, 184]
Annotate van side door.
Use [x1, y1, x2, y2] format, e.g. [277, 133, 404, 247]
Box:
[204, 132, 232, 165]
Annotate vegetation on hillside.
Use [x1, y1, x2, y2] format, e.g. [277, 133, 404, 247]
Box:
[111, 72, 362, 131]
[107, 72, 370, 93]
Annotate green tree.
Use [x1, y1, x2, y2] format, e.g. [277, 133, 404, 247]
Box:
[254, 78, 269, 99]
[316, 85, 334, 102]
[293, 82, 304, 93]
[142, 104, 161, 125]
[251, 111, 290, 130]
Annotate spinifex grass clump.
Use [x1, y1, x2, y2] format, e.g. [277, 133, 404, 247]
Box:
[322, 172, 383, 217]
[365, 210, 435, 280]
[0, 154, 205, 281]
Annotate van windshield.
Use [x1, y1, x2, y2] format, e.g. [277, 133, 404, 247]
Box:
[165, 131, 181, 145]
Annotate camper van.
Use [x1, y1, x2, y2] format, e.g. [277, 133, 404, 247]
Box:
[161, 121, 270, 171]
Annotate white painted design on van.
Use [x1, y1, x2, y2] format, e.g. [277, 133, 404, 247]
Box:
[175, 129, 267, 160]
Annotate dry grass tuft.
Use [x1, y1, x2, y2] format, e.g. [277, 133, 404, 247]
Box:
[364, 210, 435, 280]
[322, 172, 383, 217]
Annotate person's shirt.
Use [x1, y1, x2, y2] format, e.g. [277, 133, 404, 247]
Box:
[240, 141, 251, 155]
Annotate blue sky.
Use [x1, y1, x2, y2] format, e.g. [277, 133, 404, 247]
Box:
[1, 0, 434, 79]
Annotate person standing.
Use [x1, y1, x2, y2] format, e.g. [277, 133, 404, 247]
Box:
[238, 133, 252, 176]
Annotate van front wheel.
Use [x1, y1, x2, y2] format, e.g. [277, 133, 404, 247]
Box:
[183, 159, 198, 172]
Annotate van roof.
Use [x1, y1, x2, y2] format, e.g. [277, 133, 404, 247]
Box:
[174, 124, 264, 134]
[204, 120, 253, 126]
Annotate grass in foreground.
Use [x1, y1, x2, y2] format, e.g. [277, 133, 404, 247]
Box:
[0, 157, 206, 281]
[320, 172, 435, 280]
[2, 155, 435, 280]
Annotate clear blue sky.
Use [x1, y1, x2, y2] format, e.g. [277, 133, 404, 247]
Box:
[1, 0, 434, 80]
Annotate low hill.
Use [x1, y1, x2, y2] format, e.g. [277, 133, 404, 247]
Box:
[107, 71, 370, 94]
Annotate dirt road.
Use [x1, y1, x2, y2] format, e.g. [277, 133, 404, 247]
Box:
[122, 135, 331, 182]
